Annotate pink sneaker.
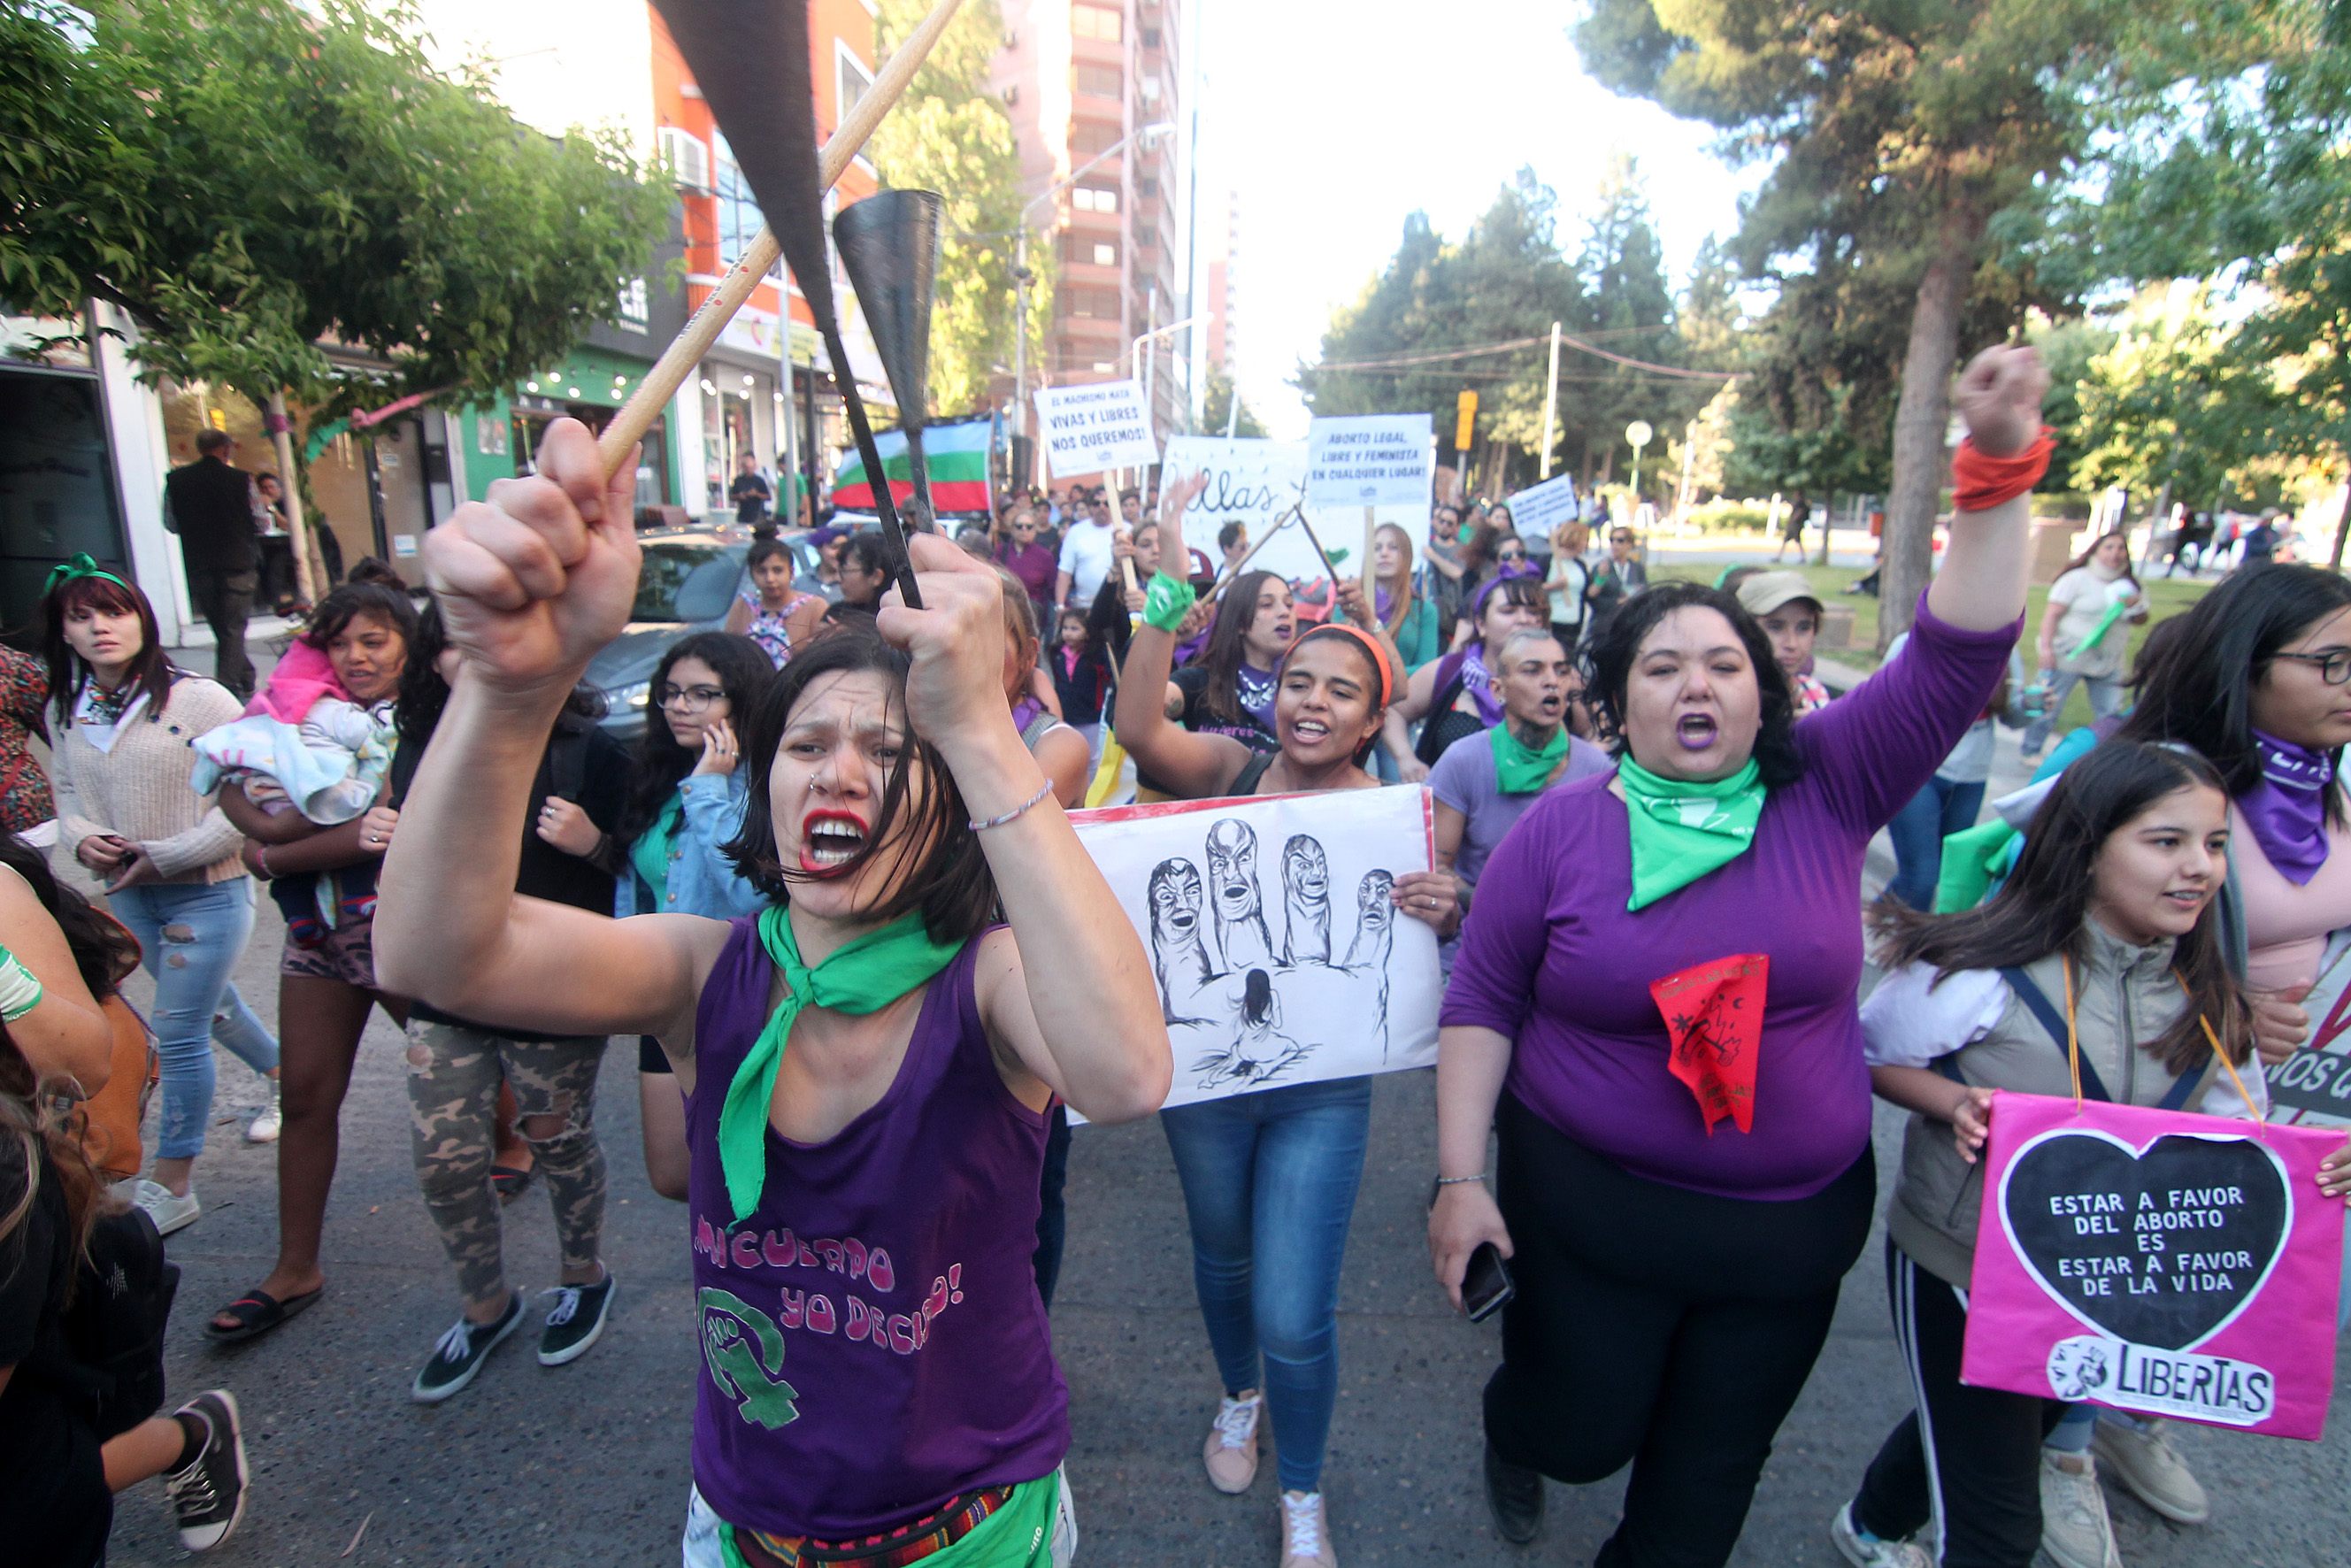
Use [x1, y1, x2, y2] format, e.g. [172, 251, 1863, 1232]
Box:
[1203, 1390, 1262, 1494]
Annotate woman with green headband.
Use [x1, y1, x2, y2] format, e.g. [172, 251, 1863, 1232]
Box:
[39, 560, 280, 1242]
[372, 417, 1169, 1568]
[1427, 343, 2047, 1565]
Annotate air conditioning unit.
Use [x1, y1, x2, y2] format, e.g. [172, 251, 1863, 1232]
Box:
[1139, 76, 1162, 104]
[659, 127, 713, 195]
[1003, 84, 1019, 106]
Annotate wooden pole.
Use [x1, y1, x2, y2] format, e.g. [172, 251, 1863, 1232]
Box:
[1209, 503, 1300, 596]
[595, 0, 967, 482]
[1360, 506, 1376, 611]
[266, 389, 316, 606]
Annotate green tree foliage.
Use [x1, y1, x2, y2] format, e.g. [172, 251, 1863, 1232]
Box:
[1578, 0, 2100, 646]
[0, 0, 665, 416]
[1298, 165, 1700, 494]
[868, 0, 1048, 417]
[1201, 367, 1269, 439]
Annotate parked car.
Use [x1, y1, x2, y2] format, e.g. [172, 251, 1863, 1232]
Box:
[584, 528, 817, 740]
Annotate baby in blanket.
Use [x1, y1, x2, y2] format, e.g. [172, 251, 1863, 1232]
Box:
[192, 642, 395, 944]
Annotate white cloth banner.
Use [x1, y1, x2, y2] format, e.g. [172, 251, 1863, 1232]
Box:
[1305, 414, 1434, 510]
[1033, 380, 1160, 477]
[1070, 787, 1440, 1115]
[1163, 434, 1429, 584]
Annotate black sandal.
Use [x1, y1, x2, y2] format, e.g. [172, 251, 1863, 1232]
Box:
[491, 1164, 534, 1205]
[206, 1285, 322, 1343]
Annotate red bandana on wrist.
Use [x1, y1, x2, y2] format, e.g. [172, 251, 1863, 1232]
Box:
[1949, 427, 2055, 513]
[1650, 954, 1769, 1134]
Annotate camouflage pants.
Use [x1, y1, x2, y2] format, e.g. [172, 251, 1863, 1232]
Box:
[404, 1019, 609, 1311]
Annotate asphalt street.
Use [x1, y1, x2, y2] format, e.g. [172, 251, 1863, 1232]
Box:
[91, 646, 2351, 1568]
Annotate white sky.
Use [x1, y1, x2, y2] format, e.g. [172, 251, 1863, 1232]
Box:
[1192, 0, 1763, 439]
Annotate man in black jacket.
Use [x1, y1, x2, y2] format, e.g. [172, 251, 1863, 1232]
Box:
[163, 429, 259, 698]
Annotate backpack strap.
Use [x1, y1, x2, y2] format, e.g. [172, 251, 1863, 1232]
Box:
[2000, 965, 2113, 1103]
[1231, 749, 1278, 797]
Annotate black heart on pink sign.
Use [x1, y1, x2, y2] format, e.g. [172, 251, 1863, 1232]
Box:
[2000, 1130, 2289, 1352]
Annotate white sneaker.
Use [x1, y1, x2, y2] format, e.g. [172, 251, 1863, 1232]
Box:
[132, 1178, 201, 1237]
[1279, 1489, 1336, 1568]
[246, 1082, 281, 1143]
[2092, 1416, 2209, 1523]
[2040, 1451, 2121, 1568]
[1202, 1390, 1262, 1494]
[1829, 1503, 1932, 1567]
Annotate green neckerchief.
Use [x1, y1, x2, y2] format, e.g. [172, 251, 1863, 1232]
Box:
[1489, 720, 1570, 795]
[717, 903, 965, 1223]
[1617, 756, 1767, 911]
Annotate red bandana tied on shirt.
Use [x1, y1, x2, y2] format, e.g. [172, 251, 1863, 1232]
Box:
[1649, 954, 1769, 1134]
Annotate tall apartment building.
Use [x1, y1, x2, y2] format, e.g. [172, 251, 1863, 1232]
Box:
[1205, 188, 1235, 380]
[993, 0, 1190, 450]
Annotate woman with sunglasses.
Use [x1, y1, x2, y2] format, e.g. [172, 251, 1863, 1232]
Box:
[1117, 476, 1456, 1568]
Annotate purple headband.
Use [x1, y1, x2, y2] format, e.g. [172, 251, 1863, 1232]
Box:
[1470, 566, 1542, 619]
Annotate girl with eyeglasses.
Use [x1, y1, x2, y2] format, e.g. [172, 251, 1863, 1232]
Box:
[2114, 565, 2351, 1056]
[614, 633, 776, 1201]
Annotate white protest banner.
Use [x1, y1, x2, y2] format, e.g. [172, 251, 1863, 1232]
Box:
[1163, 434, 1434, 584]
[1305, 413, 1434, 510]
[1069, 786, 1439, 1116]
[1508, 472, 1579, 543]
[2263, 929, 2351, 1129]
[1033, 380, 1160, 477]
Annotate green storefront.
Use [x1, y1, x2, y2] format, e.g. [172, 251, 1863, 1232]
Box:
[450, 342, 688, 512]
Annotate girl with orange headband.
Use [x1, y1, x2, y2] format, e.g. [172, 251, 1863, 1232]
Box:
[1113, 475, 1456, 1568]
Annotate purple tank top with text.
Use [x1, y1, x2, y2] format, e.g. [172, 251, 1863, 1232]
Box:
[685, 919, 1068, 1537]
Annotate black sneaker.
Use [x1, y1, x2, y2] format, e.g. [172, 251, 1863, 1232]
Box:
[537, 1272, 616, 1366]
[1485, 1439, 1544, 1545]
[163, 1390, 249, 1551]
[411, 1293, 523, 1403]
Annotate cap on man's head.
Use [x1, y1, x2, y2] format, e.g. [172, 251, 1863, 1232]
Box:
[1736, 570, 1824, 619]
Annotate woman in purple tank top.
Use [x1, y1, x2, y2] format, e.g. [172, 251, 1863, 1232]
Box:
[373, 418, 1172, 1568]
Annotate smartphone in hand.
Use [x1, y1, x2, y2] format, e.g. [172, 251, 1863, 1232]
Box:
[1463, 1241, 1516, 1323]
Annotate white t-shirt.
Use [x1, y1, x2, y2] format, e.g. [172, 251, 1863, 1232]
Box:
[2047, 566, 2140, 676]
[1057, 521, 1118, 606]
[1860, 960, 2265, 1118]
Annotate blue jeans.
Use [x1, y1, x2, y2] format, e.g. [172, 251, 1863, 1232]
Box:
[110, 879, 278, 1160]
[1160, 1075, 1371, 1494]
[1884, 776, 1988, 911]
[2021, 667, 2125, 755]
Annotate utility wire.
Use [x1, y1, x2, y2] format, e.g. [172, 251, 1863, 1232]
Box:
[1313, 329, 1739, 380]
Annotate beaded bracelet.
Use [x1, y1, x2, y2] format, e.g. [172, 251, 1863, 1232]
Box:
[969, 779, 1055, 832]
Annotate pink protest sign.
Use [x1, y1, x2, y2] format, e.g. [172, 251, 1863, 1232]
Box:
[1961, 1090, 2344, 1440]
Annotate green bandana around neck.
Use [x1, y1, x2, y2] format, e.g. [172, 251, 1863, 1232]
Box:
[1616, 756, 1767, 911]
[1489, 720, 1570, 794]
[717, 903, 965, 1223]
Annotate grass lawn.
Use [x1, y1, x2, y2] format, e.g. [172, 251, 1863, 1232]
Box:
[1651, 557, 2219, 733]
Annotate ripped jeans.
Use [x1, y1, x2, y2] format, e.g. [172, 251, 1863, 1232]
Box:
[404, 1018, 609, 1310]
[108, 878, 277, 1160]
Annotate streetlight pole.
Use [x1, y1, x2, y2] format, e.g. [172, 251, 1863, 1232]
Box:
[1010, 120, 1175, 459]
[1539, 321, 1561, 480]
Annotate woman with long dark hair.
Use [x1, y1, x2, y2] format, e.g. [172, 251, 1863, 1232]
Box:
[2021, 529, 2147, 759]
[1176, 567, 1295, 751]
[836, 531, 895, 612]
[376, 416, 1168, 1567]
[1830, 742, 2348, 1568]
[613, 631, 772, 1201]
[40, 561, 278, 1237]
[206, 582, 417, 1343]
[1429, 345, 2043, 1565]
[2115, 565, 2351, 1044]
[387, 603, 632, 1398]
[1115, 476, 1456, 1566]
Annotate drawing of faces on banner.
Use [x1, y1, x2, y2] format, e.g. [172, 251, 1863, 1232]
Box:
[1072, 786, 1441, 1113]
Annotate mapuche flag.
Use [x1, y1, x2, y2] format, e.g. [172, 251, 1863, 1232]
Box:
[834, 418, 991, 515]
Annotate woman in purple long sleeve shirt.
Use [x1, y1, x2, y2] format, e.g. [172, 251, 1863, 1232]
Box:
[1425, 345, 2048, 1565]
